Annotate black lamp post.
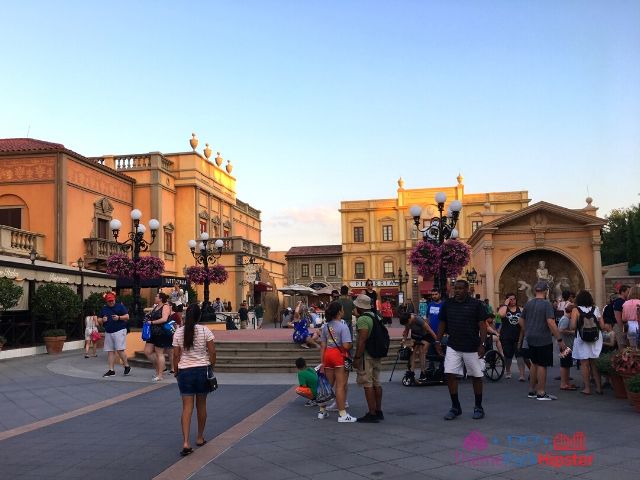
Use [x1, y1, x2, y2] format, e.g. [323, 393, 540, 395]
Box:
[410, 192, 462, 297]
[76, 257, 85, 300]
[188, 233, 224, 312]
[395, 267, 409, 298]
[110, 209, 160, 327]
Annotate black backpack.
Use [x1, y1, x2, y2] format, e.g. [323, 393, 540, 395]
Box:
[577, 307, 599, 342]
[363, 312, 390, 358]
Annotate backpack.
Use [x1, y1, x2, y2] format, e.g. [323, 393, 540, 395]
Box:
[577, 307, 599, 342]
[363, 312, 390, 358]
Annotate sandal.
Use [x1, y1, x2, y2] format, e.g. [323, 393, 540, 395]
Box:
[580, 391, 591, 395]
[196, 440, 207, 447]
[180, 447, 193, 457]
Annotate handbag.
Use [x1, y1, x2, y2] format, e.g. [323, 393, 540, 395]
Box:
[326, 322, 353, 372]
[90, 329, 101, 343]
[141, 322, 152, 341]
[207, 365, 218, 392]
[163, 320, 177, 335]
[315, 372, 335, 404]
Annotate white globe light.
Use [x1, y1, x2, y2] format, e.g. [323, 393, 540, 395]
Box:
[137, 224, 146, 234]
[451, 228, 459, 239]
[200, 232, 210, 241]
[198, 242, 205, 251]
[130, 209, 142, 220]
[109, 219, 122, 231]
[148, 218, 160, 231]
[409, 205, 422, 218]
[214, 239, 224, 249]
[188, 239, 197, 249]
[446, 208, 452, 218]
[435, 192, 447, 204]
[450, 200, 462, 212]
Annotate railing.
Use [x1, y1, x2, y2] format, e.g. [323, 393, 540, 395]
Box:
[84, 237, 123, 259]
[220, 236, 270, 259]
[114, 155, 151, 170]
[0, 225, 45, 258]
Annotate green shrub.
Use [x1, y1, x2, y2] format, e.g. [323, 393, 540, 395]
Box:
[31, 284, 82, 337]
[0, 277, 23, 312]
[626, 374, 640, 394]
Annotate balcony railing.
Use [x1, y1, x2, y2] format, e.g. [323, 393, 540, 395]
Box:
[0, 225, 45, 259]
[221, 236, 270, 259]
[84, 237, 123, 260]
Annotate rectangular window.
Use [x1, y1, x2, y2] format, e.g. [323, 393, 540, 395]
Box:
[328, 263, 336, 276]
[383, 261, 394, 277]
[472, 221, 483, 233]
[382, 225, 393, 241]
[164, 231, 173, 252]
[223, 229, 230, 237]
[97, 218, 109, 239]
[200, 220, 207, 234]
[314, 264, 323, 276]
[301, 264, 309, 277]
[354, 262, 365, 279]
[0, 208, 21, 229]
[353, 226, 364, 243]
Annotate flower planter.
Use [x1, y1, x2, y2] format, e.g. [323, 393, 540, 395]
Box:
[43, 336, 66, 355]
[610, 374, 628, 399]
[626, 391, 640, 413]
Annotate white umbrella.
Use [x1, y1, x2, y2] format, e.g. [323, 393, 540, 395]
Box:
[278, 284, 317, 306]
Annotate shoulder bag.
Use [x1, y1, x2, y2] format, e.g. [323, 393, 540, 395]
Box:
[201, 326, 218, 392]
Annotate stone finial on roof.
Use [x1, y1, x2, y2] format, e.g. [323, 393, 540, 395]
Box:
[204, 143, 212, 160]
[215, 151, 223, 167]
[586, 196, 593, 206]
[457, 172, 464, 185]
[226, 159, 233, 174]
[190, 133, 199, 151]
[397, 177, 405, 188]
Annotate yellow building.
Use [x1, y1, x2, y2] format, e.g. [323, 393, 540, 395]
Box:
[340, 175, 529, 305]
[0, 135, 285, 310]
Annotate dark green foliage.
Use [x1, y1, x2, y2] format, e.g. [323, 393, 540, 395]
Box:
[118, 293, 148, 312]
[601, 205, 640, 267]
[31, 283, 82, 336]
[0, 277, 23, 312]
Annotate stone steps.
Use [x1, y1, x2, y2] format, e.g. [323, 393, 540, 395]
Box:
[129, 338, 405, 373]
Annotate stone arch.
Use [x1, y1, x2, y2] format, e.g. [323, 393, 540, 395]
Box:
[496, 246, 588, 305]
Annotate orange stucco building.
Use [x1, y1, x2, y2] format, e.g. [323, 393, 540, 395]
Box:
[0, 136, 285, 308]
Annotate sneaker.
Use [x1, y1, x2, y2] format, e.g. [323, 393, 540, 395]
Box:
[537, 393, 557, 401]
[472, 406, 485, 419]
[304, 399, 317, 407]
[338, 413, 357, 423]
[444, 408, 462, 420]
[102, 370, 116, 377]
[376, 410, 384, 420]
[419, 371, 427, 381]
[527, 391, 537, 398]
[357, 413, 380, 423]
[505, 373, 512, 379]
[84, 355, 89, 359]
[152, 375, 162, 382]
[317, 411, 329, 419]
[123, 366, 131, 376]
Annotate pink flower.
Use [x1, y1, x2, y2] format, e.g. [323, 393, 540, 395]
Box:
[185, 265, 228, 285]
[440, 240, 471, 277]
[409, 241, 441, 278]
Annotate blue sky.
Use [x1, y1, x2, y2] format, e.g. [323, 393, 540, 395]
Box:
[1, 1, 639, 250]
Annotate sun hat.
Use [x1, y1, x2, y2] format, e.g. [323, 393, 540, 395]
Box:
[353, 294, 372, 310]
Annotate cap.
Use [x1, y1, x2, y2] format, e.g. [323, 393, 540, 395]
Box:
[104, 292, 116, 302]
[534, 281, 549, 292]
[354, 294, 372, 310]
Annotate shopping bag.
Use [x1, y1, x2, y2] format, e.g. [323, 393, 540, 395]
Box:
[141, 322, 152, 341]
[90, 330, 101, 343]
[315, 372, 335, 404]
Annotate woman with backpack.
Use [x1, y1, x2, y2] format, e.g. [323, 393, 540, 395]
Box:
[570, 290, 605, 395]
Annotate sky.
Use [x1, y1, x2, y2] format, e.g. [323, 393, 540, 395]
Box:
[1, 0, 639, 251]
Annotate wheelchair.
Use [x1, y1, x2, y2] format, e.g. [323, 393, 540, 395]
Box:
[479, 335, 505, 382]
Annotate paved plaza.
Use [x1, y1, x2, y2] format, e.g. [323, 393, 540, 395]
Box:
[0, 348, 638, 480]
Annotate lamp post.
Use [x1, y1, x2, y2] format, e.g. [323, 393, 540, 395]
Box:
[188, 233, 224, 311]
[395, 267, 409, 302]
[410, 192, 462, 297]
[110, 209, 160, 327]
[76, 257, 85, 300]
[465, 267, 481, 294]
[29, 247, 37, 265]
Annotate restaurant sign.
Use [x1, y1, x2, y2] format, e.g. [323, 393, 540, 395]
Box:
[349, 280, 399, 288]
[0, 267, 20, 279]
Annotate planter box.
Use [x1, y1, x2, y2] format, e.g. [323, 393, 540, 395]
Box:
[610, 374, 628, 399]
[43, 336, 66, 355]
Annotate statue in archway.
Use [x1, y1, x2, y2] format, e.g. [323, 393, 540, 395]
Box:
[518, 280, 534, 301]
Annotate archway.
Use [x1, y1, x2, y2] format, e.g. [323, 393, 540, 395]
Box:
[498, 249, 585, 306]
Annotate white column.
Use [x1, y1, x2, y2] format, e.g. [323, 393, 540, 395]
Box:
[592, 238, 603, 308]
[484, 242, 495, 306]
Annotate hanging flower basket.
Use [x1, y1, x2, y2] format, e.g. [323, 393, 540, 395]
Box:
[136, 256, 165, 279]
[208, 264, 229, 284]
[185, 265, 228, 285]
[440, 240, 471, 277]
[409, 241, 441, 278]
[106, 254, 134, 278]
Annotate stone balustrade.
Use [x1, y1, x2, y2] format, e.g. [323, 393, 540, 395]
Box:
[83, 237, 123, 260]
[0, 226, 45, 258]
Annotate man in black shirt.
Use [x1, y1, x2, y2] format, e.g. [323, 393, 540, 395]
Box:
[436, 280, 490, 420]
[613, 285, 629, 350]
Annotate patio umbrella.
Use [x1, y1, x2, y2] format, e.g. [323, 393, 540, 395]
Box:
[278, 284, 317, 305]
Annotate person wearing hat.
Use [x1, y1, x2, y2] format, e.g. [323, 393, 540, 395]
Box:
[353, 294, 384, 423]
[98, 292, 131, 377]
[517, 281, 568, 401]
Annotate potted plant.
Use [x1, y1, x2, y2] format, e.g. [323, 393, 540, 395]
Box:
[625, 374, 640, 413]
[31, 283, 82, 354]
[612, 348, 640, 378]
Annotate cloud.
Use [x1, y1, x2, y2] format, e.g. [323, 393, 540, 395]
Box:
[262, 206, 341, 250]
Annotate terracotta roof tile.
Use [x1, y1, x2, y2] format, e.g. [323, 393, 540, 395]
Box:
[286, 245, 342, 256]
[0, 138, 65, 152]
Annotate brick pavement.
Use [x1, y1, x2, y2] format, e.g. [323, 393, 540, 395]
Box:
[1, 349, 639, 479]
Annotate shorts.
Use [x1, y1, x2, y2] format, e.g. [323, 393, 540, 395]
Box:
[323, 347, 346, 369]
[356, 355, 381, 388]
[501, 338, 518, 359]
[559, 350, 573, 369]
[411, 333, 432, 344]
[295, 386, 314, 400]
[528, 343, 553, 367]
[613, 324, 628, 349]
[148, 332, 173, 349]
[103, 329, 127, 352]
[444, 346, 484, 378]
[176, 366, 210, 396]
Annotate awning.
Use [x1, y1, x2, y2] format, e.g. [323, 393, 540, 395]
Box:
[0, 255, 114, 288]
[419, 279, 435, 294]
[254, 282, 274, 292]
[349, 288, 365, 296]
[379, 288, 398, 297]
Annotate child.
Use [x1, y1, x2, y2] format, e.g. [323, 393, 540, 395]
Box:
[557, 305, 577, 390]
[295, 357, 319, 407]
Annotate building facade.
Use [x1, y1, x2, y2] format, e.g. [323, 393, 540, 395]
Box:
[0, 135, 285, 310]
[340, 175, 529, 304]
[285, 245, 342, 287]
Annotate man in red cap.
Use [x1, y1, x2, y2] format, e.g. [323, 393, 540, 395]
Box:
[99, 292, 131, 377]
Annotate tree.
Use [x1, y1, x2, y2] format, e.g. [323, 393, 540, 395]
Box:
[601, 204, 640, 266]
[31, 284, 82, 336]
[0, 277, 23, 313]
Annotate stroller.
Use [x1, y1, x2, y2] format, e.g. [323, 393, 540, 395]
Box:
[389, 342, 446, 386]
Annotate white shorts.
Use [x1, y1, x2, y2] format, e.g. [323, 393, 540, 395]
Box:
[104, 329, 127, 352]
[444, 346, 484, 378]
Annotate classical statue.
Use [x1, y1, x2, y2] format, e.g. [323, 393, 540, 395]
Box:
[518, 280, 534, 301]
[536, 261, 551, 282]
